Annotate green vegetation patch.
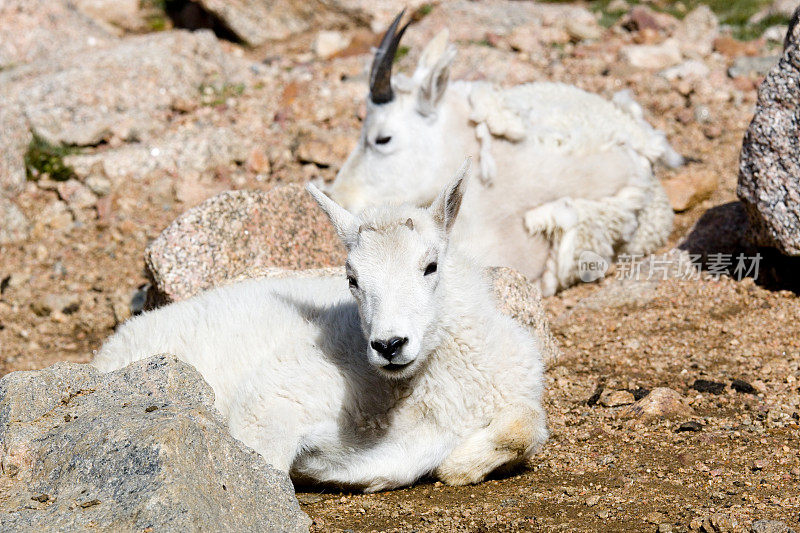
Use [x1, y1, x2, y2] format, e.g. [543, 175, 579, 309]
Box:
[199, 82, 246, 106]
[24, 134, 78, 182]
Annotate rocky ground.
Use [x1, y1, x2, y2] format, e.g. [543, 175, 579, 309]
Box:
[1, 1, 799, 531]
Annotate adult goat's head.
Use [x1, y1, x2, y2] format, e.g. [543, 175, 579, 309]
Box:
[328, 11, 459, 213]
[308, 159, 470, 379]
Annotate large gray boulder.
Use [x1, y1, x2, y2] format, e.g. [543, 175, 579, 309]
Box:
[0, 355, 311, 532]
[0, 30, 249, 147]
[0, 0, 114, 69]
[738, 9, 800, 256]
[0, 107, 31, 198]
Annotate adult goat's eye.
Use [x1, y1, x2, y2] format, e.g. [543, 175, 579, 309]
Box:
[375, 135, 392, 145]
[424, 262, 437, 276]
[347, 275, 358, 289]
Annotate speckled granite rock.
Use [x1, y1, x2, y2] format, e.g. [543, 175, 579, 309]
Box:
[193, 0, 362, 46]
[488, 267, 561, 367]
[0, 30, 248, 146]
[65, 124, 253, 185]
[0, 198, 30, 244]
[738, 10, 800, 256]
[0, 355, 311, 532]
[0, 0, 113, 68]
[0, 107, 31, 198]
[146, 185, 347, 303]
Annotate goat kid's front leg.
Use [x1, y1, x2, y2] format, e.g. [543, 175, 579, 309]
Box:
[434, 405, 548, 486]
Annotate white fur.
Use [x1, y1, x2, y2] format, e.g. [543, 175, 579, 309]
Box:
[92, 166, 548, 492]
[329, 29, 680, 295]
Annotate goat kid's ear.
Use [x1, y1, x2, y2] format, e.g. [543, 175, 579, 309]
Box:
[306, 183, 359, 247]
[430, 158, 470, 234]
[414, 29, 456, 116]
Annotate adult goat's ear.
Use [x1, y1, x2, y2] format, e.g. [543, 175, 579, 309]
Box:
[306, 183, 359, 247]
[430, 157, 470, 233]
[414, 29, 456, 116]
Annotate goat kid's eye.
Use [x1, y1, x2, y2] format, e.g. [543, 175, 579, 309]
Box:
[424, 262, 438, 276]
[375, 135, 392, 145]
[347, 276, 359, 289]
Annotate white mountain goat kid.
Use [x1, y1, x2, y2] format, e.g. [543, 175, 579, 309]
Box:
[92, 162, 548, 492]
[328, 12, 683, 295]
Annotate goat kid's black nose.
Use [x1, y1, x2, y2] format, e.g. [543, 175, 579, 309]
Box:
[370, 336, 408, 359]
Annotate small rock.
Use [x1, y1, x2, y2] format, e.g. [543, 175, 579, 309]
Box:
[677, 421, 703, 432]
[714, 35, 762, 58]
[659, 524, 674, 533]
[728, 55, 780, 79]
[507, 26, 541, 54]
[673, 6, 718, 58]
[597, 509, 610, 519]
[85, 168, 112, 197]
[606, 0, 629, 14]
[750, 519, 797, 533]
[662, 170, 718, 212]
[599, 389, 636, 407]
[751, 459, 767, 471]
[31, 293, 81, 317]
[731, 379, 756, 394]
[0, 199, 30, 245]
[624, 6, 665, 32]
[566, 18, 601, 42]
[247, 148, 272, 175]
[57, 179, 97, 210]
[661, 60, 711, 81]
[623, 387, 692, 421]
[585, 494, 600, 506]
[620, 39, 682, 70]
[647, 511, 666, 524]
[313, 31, 351, 59]
[710, 513, 739, 533]
[763, 25, 789, 43]
[692, 379, 726, 394]
[295, 138, 338, 168]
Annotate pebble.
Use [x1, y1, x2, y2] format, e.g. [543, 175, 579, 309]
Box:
[585, 495, 600, 507]
[31, 293, 81, 317]
[623, 387, 692, 420]
[728, 55, 780, 79]
[599, 389, 636, 407]
[566, 19, 601, 42]
[731, 379, 756, 394]
[313, 31, 350, 60]
[86, 173, 112, 197]
[691, 379, 726, 395]
[620, 39, 682, 70]
[0, 198, 30, 244]
[677, 421, 703, 432]
[750, 519, 797, 533]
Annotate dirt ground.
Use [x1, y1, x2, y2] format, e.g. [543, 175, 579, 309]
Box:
[1, 3, 799, 532]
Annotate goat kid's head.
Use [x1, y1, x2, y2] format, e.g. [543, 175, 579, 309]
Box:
[308, 160, 470, 379]
[328, 10, 458, 213]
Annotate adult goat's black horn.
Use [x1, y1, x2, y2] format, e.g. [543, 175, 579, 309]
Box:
[369, 9, 410, 104]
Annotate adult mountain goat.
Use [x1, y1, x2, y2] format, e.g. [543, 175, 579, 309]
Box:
[328, 12, 683, 295]
[92, 161, 548, 492]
